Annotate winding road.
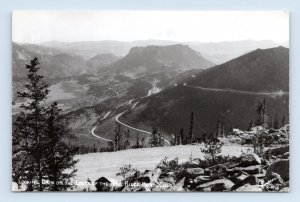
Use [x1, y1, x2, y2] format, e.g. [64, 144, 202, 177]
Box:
[91, 81, 287, 144]
[115, 83, 171, 145]
[90, 111, 113, 142]
[91, 82, 170, 145]
[183, 83, 289, 96]
[115, 110, 151, 135]
[91, 126, 113, 142]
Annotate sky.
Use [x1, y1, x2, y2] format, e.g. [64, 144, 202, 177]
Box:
[12, 11, 289, 44]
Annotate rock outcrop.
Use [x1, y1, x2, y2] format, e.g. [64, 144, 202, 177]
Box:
[93, 144, 289, 192]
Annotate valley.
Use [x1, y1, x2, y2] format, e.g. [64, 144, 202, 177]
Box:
[12, 41, 289, 152]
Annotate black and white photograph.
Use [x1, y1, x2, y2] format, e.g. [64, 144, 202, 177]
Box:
[12, 11, 289, 192]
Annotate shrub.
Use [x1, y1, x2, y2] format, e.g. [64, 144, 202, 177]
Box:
[156, 157, 179, 173]
[251, 130, 272, 157]
[116, 164, 140, 183]
[201, 138, 224, 165]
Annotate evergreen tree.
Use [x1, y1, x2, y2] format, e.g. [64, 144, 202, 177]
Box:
[220, 121, 225, 137]
[188, 112, 194, 144]
[179, 128, 183, 145]
[255, 98, 268, 128]
[135, 133, 140, 148]
[215, 119, 220, 137]
[124, 129, 131, 149]
[107, 141, 114, 152]
[158, 130, 165, 147]
[255, 102, 264, 126]
[114, 124, 121, 151]
[281, 115, 286, 127]
[202, 132, 207, 143]
[247, 120, 254, 131]
[44, 102, 78, 191]
[273, 113, 279, 129]
[150, 127, 159, 147]
[12, 57, 77, 191]
[13, 57, 49, 191]
[172, 133, 177, 146]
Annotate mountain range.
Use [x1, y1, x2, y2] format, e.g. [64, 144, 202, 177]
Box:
[120, 46, 289, 141]
[40, 39, 287, 64]
[12, 40, 289, 148]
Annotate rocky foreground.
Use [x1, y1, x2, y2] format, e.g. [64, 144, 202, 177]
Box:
[93, 143, 289, 192]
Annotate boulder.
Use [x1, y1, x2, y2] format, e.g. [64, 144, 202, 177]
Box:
[267, 172, 284, 184]
[224, 161, 240, 169]
[186, 168, 205, 177]
[236, 185, 263, 192]
[204, 164, 227, 178]
[239, 153, 261, 167]
[184, 158, 201, 168]
[277, 152, 289, 159]
[196, 179, 234, 192]
[228, 171, 249, 184]
[264, 145, 289, 157]
[266, 159, 289, 181]
[227, 165, 260, 175]
[240, 165, 261, 175]
[95, 177, 113, 192]
[159, 176, 176, 186]
[168, 177, 186, 192]
[137, 168, 161, 184]
[177, 167, 205, 181]
[194, 175, 211, 185]
[231, 175, 259, 191]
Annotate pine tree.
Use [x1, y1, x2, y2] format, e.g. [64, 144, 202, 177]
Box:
[215, 119, 220, 137]
[150, 127, 159, 147]
[44, 102, 78, 191]
[202, 132, 207, 143]
[135, 132, 140, 148]
[13, 57, 49, 191]
[124, 129, 130, 149]
[273, 113, 279, 129]
[158, 130, 165, 147]
[247, 120, 254, 131]
[255, 99, 268, 128]
[221, 122, 225, 137]
[179, 128, 183, 145]
[281, 115, 286, 127]
[262, 98, 269, 128]
[114, 124, 121, 151]
[255, 102, 264, 126]
[12, 57, 77, 191]
[188, 112, 194, 144]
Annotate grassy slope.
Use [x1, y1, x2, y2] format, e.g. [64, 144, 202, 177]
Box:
[74, 144, 252, 184]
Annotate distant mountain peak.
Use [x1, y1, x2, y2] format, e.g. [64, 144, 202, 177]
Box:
[105, 44, 214, 78]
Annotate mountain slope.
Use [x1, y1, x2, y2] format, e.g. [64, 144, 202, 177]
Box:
[103, 44, 214, 78]
[86, 54, 121, 70]
[12, 42, 88, 78]
[188, 46, 289, 92]
[120, 47, 289, 140]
